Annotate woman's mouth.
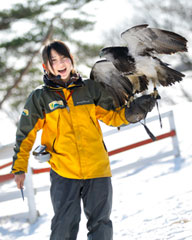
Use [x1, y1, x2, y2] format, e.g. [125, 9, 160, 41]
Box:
[58, 68, 67, 75]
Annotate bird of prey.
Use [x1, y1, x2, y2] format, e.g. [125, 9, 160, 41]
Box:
[96, 24, 187, 104]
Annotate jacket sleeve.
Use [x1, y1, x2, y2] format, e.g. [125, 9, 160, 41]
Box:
[87, 80, 129, 127]
[11, 89, 45, 174]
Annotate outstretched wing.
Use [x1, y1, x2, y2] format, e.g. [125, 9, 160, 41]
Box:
[90, 60, 133, 107]
[121, 24, 188, 56]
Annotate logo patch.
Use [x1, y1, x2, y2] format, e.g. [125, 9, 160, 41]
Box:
[49, 100, 64, 110]
[22, 109, 29, 116]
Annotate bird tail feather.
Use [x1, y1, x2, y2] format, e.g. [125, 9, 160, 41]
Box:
[158, 63, 185, 86]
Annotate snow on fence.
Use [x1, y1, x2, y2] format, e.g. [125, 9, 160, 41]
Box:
[0, 110, 180, 223]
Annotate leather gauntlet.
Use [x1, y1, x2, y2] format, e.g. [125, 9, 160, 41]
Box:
[125, 95, 156, 123]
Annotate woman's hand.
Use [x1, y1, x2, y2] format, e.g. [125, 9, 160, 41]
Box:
[14, 173, 25, 189]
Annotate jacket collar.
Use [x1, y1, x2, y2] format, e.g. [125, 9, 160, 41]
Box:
[43, 73, 84, 90]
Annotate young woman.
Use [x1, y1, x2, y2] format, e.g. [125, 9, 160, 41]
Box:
[12, 40, 155, 240]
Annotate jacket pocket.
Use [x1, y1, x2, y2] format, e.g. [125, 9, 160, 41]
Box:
[102, 140, 108, 152]
[52, 138, 57, 153]
[51, 111, 61, 153]
[89, 116, 102, 137]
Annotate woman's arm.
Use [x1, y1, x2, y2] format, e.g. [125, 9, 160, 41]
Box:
[12, 89, 45, 174]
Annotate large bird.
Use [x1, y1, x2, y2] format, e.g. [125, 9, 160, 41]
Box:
[96, 24, 187, 104]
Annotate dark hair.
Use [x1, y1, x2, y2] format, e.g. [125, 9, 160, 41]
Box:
[42, 40, 74, 68]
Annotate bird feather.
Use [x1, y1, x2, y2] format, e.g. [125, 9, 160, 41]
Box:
[90, 60, 133, 107]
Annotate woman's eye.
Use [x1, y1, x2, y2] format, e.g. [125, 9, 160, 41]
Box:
[52, 59, 57, 64]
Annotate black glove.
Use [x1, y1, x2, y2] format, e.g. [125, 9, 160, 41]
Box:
[125, 95, 156, 123]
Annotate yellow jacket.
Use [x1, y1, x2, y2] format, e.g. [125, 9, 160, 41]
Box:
[12, 77, 129, 179]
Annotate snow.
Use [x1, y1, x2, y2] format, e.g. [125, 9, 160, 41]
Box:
[112, 162, 192, 240]
[0, 101, 192, 240]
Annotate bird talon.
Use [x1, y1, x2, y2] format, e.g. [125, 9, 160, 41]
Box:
[151, 89, 161, 100]
[126, 95, 134, 108]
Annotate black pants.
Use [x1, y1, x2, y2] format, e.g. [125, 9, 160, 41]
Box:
[50, 170, 113, 240]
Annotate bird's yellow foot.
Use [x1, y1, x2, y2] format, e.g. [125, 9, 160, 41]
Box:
[126, 95, 134, 108]
[151, 88, 161, 100]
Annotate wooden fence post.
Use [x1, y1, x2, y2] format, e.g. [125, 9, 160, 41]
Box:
[25, 164, 38, 224]
[168, 111, 180, 158]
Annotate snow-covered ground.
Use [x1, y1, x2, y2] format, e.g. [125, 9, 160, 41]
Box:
[0, 102, 192, 240]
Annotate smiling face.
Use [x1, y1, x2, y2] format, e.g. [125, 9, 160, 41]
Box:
[48, 49, 73, 82]
[42, 40, 74, 83]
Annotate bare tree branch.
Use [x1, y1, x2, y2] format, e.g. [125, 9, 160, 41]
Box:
[0, 18, 55, 109]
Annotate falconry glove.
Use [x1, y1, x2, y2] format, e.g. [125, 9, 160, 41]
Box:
[125, 95, 156, 123]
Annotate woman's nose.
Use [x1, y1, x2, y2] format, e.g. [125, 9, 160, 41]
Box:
[60, 58, 69, 65]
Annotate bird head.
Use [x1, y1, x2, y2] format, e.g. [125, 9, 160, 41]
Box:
[100, 47, 112, 58]
[100, 46, 129, 60]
